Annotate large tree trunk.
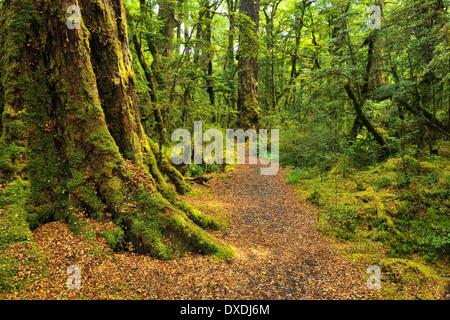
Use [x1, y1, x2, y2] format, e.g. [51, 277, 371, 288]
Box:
[237, 0, 261, 129]
[0, 0, 232, 260]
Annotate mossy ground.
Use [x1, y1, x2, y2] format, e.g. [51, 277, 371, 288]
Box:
[287, 143, 450, 299]
[0, 180, 48, 293]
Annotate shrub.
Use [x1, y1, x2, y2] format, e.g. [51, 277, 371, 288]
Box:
[307, 190, 321, 205]
[187, 164, 204, 177]
[279, 127, 341, 171]
[206, 163, 219, 173]
[344, 138, 384, 170]
[286, 169, 302, 185]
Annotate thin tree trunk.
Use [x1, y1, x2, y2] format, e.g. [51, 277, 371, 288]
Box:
[130, 22, 191, 194]
[344, 84, 387, 153]
[369, 0, 387, 90]
[343, 34, 388, 154]
[203, 1, 215, 108]
[390, 54, 450, 138]
[285, 0, 308, 108]
[224, 0, 238, 122]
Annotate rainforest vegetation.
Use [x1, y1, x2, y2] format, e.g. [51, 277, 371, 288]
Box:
[0, 0, 449, 300]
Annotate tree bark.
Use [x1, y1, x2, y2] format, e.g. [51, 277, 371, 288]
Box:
[389, 54, 450, 138]
[369, 0, 387, 90]
[0, 0, 232, 260]
[237, 0, 261, 129]
[201, 0, 215, 109]
[342, 28, 389, 155]
[344, 83, 387, 153]
[285, 0, 309, 108]
[223, 0, 238, 124]
[130, 21, 192, 193]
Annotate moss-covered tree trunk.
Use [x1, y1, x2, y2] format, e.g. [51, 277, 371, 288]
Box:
[237, 0, 261, 129]
[0, 0, 232, 260]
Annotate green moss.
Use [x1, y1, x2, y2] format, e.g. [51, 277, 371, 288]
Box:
[0, 142, 26, 180]
[290, 152, 449, 257]
[87, 128, 121, 155]
[133, 185, 169, 215]
[6, 120, 28, 140]
[77, 185, 104, 213]
[224, 164, 235, 173]
[101, 226, 125, 251]
[130, 215, 175, 260]
[185, 208, 222, 230]
[0, 241, 47, 294]
[345, 249, 448, 300]
[378, 257, 447, 299]
[374, 176, 392, 189]
[192, 202, 231, 229]
[382, 155, 440, 177]
[66, 149, 86, 166]
[356, 187, 396, 228]
[98, 182, 125, 216]
[145, 136, 192, 196]
[65, 213, 96, 243]
[32, 204, 57, 226]
[355, 176, 368, 191]
[161, 212, 234, 260]
[119, 184, 234, 259]
[0, 181, 33, 250]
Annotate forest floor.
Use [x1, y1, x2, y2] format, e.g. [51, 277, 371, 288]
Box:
[2, 157, 372, 300]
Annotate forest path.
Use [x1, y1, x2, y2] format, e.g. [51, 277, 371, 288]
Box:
[3, 157, 371, 300]
[192, 156, 371, 299]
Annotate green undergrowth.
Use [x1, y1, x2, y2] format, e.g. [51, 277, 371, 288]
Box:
[287, 149, 450, 299]
[354, 250, 447, 299]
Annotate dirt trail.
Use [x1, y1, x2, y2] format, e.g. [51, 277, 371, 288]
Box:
[200, 157, 370, 299]
[3, 158, 370, 300]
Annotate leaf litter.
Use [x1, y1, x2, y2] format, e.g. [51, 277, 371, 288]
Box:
[2, 157, 371, 300]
